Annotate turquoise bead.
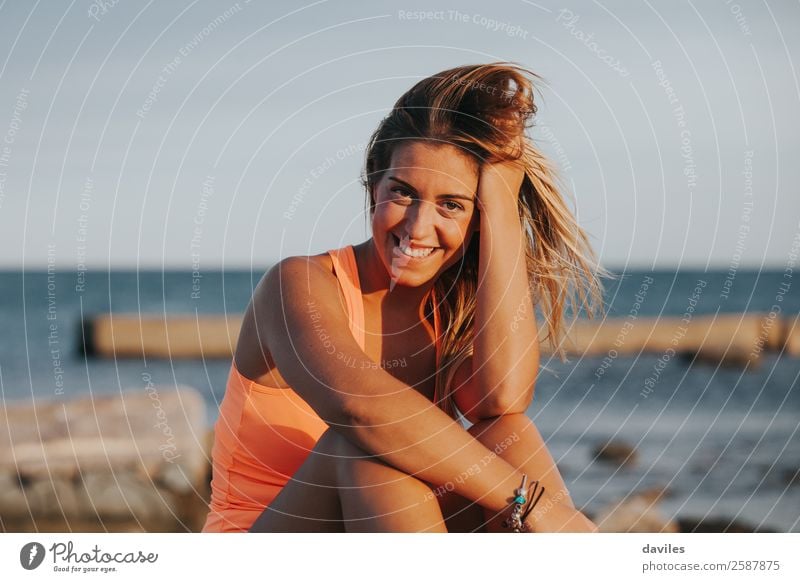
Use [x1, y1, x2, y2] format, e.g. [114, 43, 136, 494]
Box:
[515, 495, 526, 504]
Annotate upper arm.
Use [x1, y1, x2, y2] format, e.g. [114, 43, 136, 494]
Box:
[450, 354, 535, 422]
[450, 355, 483, 423]
[254, 256, 397, 427]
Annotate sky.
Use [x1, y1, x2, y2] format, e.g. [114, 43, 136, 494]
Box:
[0, 0, 798, 270]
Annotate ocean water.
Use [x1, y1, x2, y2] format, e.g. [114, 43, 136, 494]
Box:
[0, 267, 798, 532]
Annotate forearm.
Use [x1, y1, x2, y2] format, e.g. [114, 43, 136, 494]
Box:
[337, 381, 525, 513]
[474, 193, 539, 399]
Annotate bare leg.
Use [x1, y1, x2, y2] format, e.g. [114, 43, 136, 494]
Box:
[249, 429, 345, 532]
[251, 414, 595, 533]
[249, 428, 446, 532]
[335, 430, 447, 532]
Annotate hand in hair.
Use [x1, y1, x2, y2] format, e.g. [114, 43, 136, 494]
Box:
[476, 133, 527, 208]
[476, 156, 525, 209]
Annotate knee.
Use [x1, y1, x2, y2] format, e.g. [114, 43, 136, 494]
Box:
[314, 428, 374, 473]
[313, 428, 347, 457]
[319, 429, 422, 487]
[318, 428, 374, 461]
[310, 428, 370, 482]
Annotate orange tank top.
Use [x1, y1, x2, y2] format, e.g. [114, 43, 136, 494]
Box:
[202, 245, 441, 532]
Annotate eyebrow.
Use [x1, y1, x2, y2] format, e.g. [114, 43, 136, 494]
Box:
[387, 176, 475, 202]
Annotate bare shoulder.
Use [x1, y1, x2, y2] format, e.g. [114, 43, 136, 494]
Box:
[234, 252, 343, 383]
[255, 252, 337, 306]
[252, 251, 347, 335]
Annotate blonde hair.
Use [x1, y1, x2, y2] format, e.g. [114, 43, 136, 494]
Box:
[361, 62, 606, 419]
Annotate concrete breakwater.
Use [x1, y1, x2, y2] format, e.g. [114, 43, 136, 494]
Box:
[80, 313, 799, 366]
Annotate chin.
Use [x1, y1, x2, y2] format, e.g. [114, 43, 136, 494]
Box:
[380, 255, 435, 286]
[388, 273, 435, 289]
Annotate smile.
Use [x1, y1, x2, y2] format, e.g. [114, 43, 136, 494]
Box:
[392, 234, 438, 259]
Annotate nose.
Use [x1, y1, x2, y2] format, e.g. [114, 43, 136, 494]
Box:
[403, 199, 438, 240]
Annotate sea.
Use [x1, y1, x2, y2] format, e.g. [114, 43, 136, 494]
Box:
[1, 267, 798, 532]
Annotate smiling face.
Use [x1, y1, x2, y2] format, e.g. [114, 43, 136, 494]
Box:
[370, 141, 480, 289]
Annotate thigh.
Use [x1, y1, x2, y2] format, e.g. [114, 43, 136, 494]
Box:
[336, 434, 448, 533]
[434, 488, 487, 533]
[249, 429, 345, 532]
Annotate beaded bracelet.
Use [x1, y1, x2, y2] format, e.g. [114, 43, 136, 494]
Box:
[501, 474, 545, 532]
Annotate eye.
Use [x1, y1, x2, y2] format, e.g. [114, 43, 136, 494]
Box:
[390, 187, 414, 202]
[442, 200, 464, 212]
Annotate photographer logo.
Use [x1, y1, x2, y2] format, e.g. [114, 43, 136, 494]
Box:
[20, 542, 46, 570]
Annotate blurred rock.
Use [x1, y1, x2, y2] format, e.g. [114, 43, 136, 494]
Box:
[83, 471, 173, 522]
[595, 487, 679, 533]
[0, 472, 30, 518]
[592, 440, 638, 467]
[782, 467, 800, 488]
[0, 386, 209, 532]
[25, 475, 87, 518]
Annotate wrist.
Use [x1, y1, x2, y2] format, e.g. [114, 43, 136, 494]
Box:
[498, 473, 545, 533]
[474, 463, 525, 515]
[477, 189, 519, 216]
[476, 159, 525, 211]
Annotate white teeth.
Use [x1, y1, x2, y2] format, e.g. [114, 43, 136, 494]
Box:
[399, 244, 434, 258]
[394, 234, 435, 258]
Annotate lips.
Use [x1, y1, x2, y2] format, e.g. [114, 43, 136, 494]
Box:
[391, 233, 439, 259]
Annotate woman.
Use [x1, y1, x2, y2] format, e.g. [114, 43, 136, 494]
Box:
[203, 62, 604, 533]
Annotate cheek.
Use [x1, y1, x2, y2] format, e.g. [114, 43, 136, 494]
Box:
[443, 217, 475, 244]
[372, 199, 404, 230]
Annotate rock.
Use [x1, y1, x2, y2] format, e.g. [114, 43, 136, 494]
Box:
[81, 471, 175, 523]
[0, 472, 29, 518]
[595, 487, 679, 533]
[782, 467, 800, 487]
[0, 386, 207, 532]
[11, 437, 161, 478]
[24, 475, 89, 518]
[157, 462, 193, 494]
[592, 440, 638, 466]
